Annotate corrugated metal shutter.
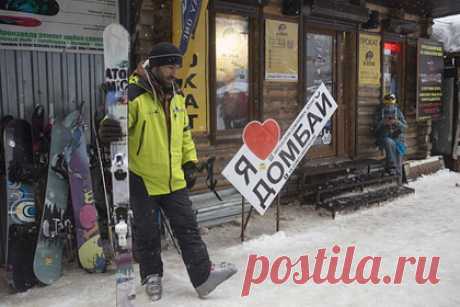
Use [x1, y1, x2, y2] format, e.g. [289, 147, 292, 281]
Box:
[0, 49, 104, 135]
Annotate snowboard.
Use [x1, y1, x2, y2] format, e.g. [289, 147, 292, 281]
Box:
[31, 104, 50, 220]
[62, 110, 106, 273]
[0, 115, 13, 266]
[1, 0, 60, 16]
[103, 23, 135, 307]
[3, 119, 38, 292]
[0, 15, 41, 27]
[33, 119, 72, 285]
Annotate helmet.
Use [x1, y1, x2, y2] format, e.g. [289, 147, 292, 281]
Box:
[384, 94, 397, 104]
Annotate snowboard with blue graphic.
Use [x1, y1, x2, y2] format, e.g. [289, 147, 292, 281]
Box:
[2, 118, 38, 292]
[33, 119, 71, 285]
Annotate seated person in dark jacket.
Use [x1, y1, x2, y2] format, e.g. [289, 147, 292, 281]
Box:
[374, 94, 407, 178]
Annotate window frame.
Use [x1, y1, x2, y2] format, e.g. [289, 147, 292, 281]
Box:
[208, 1, 259, 144]
[381, 34, 406, 113]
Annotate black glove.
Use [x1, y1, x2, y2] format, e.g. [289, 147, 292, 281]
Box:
[98, 118, 122, 144]
[182, 161, 197, 190]
[391, 128, 402, 138]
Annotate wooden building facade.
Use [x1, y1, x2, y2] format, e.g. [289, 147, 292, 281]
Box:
[132, 0, 459, 193]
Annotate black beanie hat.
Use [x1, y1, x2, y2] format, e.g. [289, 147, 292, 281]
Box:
[148, 42, 182, 67]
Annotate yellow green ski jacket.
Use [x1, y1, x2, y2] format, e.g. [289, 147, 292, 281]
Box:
[127, 74, 197, 195]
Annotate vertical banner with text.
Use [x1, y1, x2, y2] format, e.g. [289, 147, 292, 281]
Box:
[358, 33, 381, 86]
[173, 0, 209, 132]
[417, 39, 444, 120]
[222, 83, 337, 215]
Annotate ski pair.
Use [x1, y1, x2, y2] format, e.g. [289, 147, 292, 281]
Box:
[102, 23, 136, 307]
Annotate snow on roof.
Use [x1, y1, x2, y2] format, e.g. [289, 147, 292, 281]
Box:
[433, 14, 460, 53]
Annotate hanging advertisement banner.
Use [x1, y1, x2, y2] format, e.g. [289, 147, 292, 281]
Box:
[0, 0, 117, 53]
[222, 83, 337, 215]
[417, 39, 444, 120]
[178, 0, 202, 55]
[265, 19, 298, 81]
[358, 33, 381, 86]
[173, 0, 209, 132]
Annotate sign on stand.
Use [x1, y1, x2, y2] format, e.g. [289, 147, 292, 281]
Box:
[222, 83, 338, 215]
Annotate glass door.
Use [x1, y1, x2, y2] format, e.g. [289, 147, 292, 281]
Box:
[305, 29, 337, 158]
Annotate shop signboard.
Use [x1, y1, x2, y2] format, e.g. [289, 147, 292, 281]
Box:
[0, 0, 118, 53]
[222, 83, 337, 215]
[417, 39, 444, 120]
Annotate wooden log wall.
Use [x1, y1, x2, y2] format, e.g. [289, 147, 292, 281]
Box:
[132, 0, 172, 66]
[263, 0, 300, 131]
[356, 4, 433, 161]
[132, 0, 437, 195]
[356, 85, 382, 158]
[193, 0, 303, 194]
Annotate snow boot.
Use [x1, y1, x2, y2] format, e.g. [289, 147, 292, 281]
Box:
[195, 262, 237, 298]
[144, 274, 162, 301]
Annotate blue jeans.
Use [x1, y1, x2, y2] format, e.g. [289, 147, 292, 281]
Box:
[382, 137, 402, 176]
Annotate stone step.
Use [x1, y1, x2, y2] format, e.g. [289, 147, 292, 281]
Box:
[317, 185, 415, 219]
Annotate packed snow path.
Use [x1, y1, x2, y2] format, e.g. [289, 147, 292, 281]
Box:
[1, 170, 459, 307]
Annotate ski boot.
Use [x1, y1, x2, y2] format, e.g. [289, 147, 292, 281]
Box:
[144, 274, 162, 301]
[195, 262, 237, 298]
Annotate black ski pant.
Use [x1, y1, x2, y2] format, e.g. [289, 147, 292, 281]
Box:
[130, 172, 211, 288]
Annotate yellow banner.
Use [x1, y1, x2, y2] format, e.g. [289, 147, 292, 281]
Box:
[359, 33, 381, 86]
[265, 19, 298, 81]
[172, 0, 209, 132]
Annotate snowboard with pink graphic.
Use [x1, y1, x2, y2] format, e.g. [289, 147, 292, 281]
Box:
[63, 109, 106, 272]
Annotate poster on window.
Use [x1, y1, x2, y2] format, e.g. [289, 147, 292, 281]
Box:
[215, 14, 249, 131]
[265, 19, 298, 81]
[0, 0, 117, 53]
[417, 39, 444, 120]
[359, 33, 381, 86]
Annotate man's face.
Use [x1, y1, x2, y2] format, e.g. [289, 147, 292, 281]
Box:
[153, 65, 179, 85]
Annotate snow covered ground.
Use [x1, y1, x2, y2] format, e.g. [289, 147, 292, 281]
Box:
[1, 169, 460, 307]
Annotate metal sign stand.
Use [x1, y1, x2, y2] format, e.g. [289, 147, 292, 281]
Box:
[240, 195, 281, 242]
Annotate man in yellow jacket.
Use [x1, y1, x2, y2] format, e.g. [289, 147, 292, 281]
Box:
[99, 42, 236, 301]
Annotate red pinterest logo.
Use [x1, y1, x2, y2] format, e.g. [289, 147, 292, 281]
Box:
[242, 119, 280, 160]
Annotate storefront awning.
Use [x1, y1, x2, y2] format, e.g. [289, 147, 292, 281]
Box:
[368, 0, 460, 18]
[430, 0, 460, 18]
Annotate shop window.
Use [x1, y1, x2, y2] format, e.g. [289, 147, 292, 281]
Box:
[214, 13, 249, 131]
[305, 32, 334, 146]
[383, 41, 402, 99]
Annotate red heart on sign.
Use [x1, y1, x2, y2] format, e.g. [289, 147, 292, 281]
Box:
[243, 119, 280, 160]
